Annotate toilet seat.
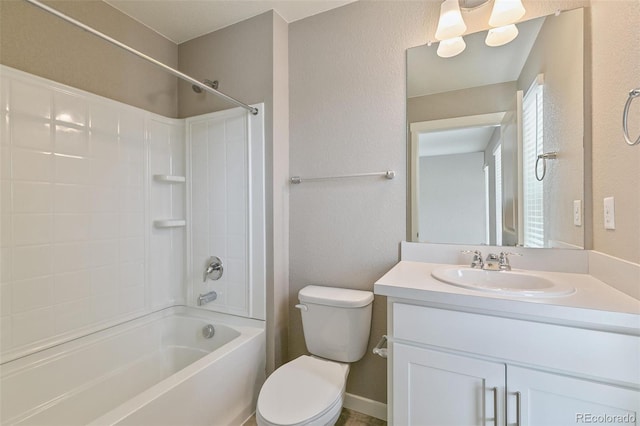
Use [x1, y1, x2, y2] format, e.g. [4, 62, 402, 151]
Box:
[256, 355, 349, 426]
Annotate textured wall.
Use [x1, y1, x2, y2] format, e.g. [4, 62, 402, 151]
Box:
[176, 12, 273, 119]
[518, 9, 584, 249]
[289, 0, 638, 404]
[289, 1, 429, 403]
[0, 0, 178, 118]
[590, 1, 640, 263]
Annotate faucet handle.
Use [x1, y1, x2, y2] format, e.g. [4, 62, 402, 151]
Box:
[461, 250, 483, 269]
[498, 252, 522, 270]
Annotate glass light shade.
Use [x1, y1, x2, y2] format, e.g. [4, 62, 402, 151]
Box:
[437, 36, 466, 58]
[485, 24, 519, 47]
[488, 0, 526, 27]
[435, 0, 467, 40]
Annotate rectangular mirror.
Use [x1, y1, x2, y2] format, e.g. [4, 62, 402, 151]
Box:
[407, 8, 585, 248]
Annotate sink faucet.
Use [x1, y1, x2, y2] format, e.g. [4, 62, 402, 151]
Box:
[484, 252, 522, 271]
[497, 252, 522, 271]
[461, 250, 484, 269]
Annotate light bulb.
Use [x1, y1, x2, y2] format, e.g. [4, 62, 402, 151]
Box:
[488, 0, 526, 27]
[437, 36, 466, 58]
[485, 24, 519, 47]
[435, 0, 467, 40]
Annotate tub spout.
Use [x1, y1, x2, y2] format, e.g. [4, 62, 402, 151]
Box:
[197, 290, 218, 306]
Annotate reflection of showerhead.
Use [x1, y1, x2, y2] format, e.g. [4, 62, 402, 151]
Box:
[192, 79, 219, 93]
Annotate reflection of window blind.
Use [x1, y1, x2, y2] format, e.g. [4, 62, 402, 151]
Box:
[493, 144, 502, 246]
[523, 77, 544, 247]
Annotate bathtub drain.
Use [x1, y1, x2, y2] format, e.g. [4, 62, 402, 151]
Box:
[202, 324, 215, 339]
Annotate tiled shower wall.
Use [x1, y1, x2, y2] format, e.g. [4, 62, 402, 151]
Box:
[0, 67, 185, 359]
[187, 107, 265, 320]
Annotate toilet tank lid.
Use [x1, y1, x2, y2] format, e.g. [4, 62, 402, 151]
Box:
[298, 285, 374, 308]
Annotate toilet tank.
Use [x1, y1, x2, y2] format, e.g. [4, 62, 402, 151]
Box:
[297, 285, 374, 363]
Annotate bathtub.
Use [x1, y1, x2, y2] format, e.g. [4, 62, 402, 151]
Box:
[0, 306, 266, 426]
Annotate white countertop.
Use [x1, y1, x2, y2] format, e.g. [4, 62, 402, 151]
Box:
[375, 261, 640, 334]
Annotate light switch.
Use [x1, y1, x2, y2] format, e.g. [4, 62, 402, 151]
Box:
[573, 200, 582, 226]
[604, 197, 615, 230]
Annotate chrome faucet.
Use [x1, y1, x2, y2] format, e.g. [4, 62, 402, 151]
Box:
[497, 252, 521, 271]
[461, 250, 484, 269]
[483, 253, 501, 271]
[462, 250, 522, 271]
[198, 290, 218, 306]
[203, 256, 223, 282]
[484, 252, 522, 271]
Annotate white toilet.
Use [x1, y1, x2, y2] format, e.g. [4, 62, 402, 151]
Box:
[256, 285, 374, 426]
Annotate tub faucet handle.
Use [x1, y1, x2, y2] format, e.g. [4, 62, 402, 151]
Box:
[203, 256, 223, 282]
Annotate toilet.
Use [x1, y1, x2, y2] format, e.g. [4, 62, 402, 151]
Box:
[256, 285, 374, 426]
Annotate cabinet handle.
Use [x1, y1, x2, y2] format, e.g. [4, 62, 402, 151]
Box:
[491, 387, 498, 426]
[515, 391, 521, 426]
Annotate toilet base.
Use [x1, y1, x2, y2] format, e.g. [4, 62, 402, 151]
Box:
[256, 394, 343, 426]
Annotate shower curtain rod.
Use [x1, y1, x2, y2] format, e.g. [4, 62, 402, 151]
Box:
[23, 0, 259, 116]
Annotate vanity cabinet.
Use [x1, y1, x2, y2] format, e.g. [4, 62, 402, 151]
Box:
[394, 343, 504, 426]
[389, 302, 640, 426]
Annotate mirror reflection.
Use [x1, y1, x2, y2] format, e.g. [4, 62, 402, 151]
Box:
[408, 8, 585, 248]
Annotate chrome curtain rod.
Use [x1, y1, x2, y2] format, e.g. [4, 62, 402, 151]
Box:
[23, 0, 259, 116]
[290, 170, 395, 184]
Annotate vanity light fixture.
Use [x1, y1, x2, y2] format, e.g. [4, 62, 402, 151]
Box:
[485, 23, 519, 47]
[488, 0, 526, 27]
[435, 0, 467, 40]
[485, 0, 525, 47]
[437, 36, 467, 58]
[434, 0, 526, 57]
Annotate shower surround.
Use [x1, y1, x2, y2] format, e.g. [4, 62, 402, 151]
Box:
[0, 66, 267, 425]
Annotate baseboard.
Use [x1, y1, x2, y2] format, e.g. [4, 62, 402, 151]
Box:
[344, 393, 387, 421]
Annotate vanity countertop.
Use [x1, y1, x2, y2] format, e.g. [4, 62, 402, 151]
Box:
[375, 261, 640, 334]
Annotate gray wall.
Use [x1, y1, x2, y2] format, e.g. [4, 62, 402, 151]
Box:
[518, 9, 584, 248]
[420, 152, 486, 244]
[591, 1, 640, 263]
[0, 0, 178, 117]
[289, 1, 428, 403]
[407, 81, 518, 124]
[177, 12, 273, 119]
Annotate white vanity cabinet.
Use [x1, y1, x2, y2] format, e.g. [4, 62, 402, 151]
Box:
[389, 302, 640, 426]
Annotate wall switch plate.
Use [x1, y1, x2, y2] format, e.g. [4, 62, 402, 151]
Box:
[573, 200, 582, 226]
[604, 197, 615, 230]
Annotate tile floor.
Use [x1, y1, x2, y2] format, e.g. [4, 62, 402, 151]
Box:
[243, 408, 387, 426]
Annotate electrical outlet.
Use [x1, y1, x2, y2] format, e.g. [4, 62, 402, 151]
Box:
[604, 197, 615, 230]
[573, 200, 582, 226]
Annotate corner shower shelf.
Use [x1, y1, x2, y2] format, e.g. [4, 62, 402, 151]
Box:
[153, 174, 186, 183]
[153, 219, 186, 228]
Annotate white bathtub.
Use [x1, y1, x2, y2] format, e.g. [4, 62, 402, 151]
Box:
[0, 306, 266, 426]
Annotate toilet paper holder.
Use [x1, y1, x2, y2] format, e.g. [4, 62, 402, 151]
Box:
[372, 335, 388, 359]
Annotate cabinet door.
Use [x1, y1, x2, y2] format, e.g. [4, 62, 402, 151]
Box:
[393, 343, 505, 426]
[507, 366, 640, 426]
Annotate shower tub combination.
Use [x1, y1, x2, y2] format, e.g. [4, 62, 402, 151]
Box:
[2, 2, 268, 425]
[1, 307, 265, 425]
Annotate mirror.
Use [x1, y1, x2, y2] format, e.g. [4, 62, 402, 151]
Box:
[407, 8, 585, 248]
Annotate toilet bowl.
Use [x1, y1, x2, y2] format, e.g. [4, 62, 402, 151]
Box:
[255, 285, 373, 426]
[256, 355, 349, 426]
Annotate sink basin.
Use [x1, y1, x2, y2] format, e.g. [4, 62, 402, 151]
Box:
[431, 266, 576, 297]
